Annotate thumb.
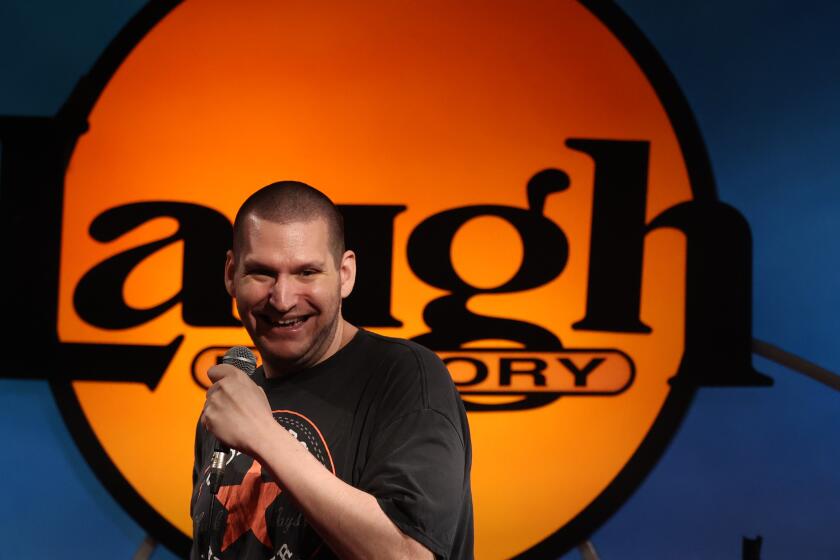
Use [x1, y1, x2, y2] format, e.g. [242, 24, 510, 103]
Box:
[207, 363, 240, 384]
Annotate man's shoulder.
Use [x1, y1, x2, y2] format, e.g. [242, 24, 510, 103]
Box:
[355, 329, 462, 414]
[357, 329, 447, 374]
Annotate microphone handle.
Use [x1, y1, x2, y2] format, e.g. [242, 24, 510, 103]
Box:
[208, 442, 228, 495]
[207, 347, 257, 494]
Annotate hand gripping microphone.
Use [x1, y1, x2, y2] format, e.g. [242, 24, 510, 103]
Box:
[207, 346, 258, 494]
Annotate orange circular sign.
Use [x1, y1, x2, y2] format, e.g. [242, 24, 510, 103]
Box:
[55, 1, 711, 557]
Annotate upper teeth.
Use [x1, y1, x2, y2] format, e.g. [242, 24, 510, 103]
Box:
[275, 318, 302, 326]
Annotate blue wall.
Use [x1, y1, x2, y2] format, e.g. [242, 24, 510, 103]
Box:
[1, 2, 838, 558]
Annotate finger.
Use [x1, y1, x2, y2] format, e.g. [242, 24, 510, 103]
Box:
[207, 363, 240, 383]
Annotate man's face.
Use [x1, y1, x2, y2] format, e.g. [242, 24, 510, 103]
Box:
[225, 215, 355, 375]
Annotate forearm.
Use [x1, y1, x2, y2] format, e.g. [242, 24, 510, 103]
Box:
[248, 419, 432, 560]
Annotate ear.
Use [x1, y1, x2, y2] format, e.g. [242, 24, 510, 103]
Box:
[224, 250, 236, 297]
[339, 250, 356, 299]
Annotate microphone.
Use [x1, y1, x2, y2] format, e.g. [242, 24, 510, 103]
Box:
[207, 346, 258, 494]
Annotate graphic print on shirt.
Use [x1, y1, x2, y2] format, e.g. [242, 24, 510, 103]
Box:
[195, 410, 335, 559]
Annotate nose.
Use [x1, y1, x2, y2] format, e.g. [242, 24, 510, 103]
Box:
[268, 274, 296, 312]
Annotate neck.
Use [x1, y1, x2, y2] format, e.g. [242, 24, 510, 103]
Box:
[328, 318, 358, 360]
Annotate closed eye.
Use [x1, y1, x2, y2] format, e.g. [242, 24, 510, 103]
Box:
[245, 267, 275, 278]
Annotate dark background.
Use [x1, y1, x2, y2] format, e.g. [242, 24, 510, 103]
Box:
[1, 1, 838, 558]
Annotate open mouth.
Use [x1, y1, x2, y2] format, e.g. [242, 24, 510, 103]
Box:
[272, 317, 307, 328]
[259, 314, 310, 330]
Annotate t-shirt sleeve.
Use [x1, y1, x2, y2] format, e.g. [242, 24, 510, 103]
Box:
[359, 407, 469, 559]
[192, 422, 202, 488]
[191, 419, 214, 513]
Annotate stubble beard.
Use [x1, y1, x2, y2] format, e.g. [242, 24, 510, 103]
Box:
[256, 302, 343, 379]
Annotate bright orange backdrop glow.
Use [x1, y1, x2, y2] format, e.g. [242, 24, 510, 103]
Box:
[59, 2, 691, 558]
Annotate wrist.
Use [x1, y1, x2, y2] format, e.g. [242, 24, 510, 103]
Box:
[245, 412, 282, 461]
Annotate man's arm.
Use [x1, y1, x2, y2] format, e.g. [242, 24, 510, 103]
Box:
[201, 364, 434, 560]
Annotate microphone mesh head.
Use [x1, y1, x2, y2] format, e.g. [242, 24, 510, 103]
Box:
[222, 346, 258, 376]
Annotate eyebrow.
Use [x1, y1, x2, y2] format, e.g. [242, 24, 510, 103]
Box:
[296, 260, 327, 271]
[241, 257, 327, 270]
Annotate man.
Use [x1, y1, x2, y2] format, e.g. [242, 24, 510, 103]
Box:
[191, 181, 474, 559]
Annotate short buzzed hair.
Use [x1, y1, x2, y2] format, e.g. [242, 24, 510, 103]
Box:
[233, 181, 345, 263]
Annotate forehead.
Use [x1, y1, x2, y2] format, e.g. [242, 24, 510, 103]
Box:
[238, 215, 331, 261]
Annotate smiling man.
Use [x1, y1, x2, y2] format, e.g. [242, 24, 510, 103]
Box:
[191, 181, 474, 560]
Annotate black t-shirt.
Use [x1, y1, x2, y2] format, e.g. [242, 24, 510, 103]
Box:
[191, 329, 474, 559]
